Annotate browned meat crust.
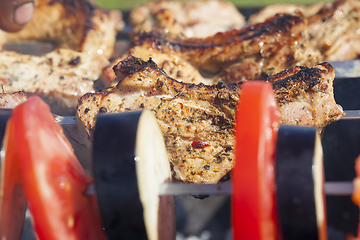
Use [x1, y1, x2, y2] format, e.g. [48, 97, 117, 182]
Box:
[104, 12, 322, 86]
[248, 0, 360, 61]
[76, 56, 343, 183]
[270, 62, 343, 127]
[134, 13, 311, 72]
[0, 0, 124, 59]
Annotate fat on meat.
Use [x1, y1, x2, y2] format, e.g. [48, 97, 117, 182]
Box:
[129, 0, 245, 38]
[76, 56, 343, 184]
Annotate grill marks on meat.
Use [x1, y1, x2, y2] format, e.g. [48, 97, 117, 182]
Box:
[129, 0, 245, 38]
[307, 0, 360, 61]
[118, 12, 322, 85]
[248, 0, 360, 61]
[0, 0, 124, 59]
[270, 62, 343, 127]
[76, 56, 343, 183]
[113, 0, 360, 88]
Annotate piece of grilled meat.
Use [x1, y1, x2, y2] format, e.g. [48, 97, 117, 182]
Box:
[0, 92, 28, 108]
[130, 0, 245, 38]
[248, 0, 360, 61]
[102, 46, 211, 86]
[0, 0, 123, 59]
[103, 12, 322, 85]
[0, 49, 109, 115]
[248, 2, 325, 24]
[76, 56, 343, 184]
[307, 0, 360, 61]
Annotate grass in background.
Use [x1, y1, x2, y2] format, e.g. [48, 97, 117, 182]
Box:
[94, 0, 325, 10]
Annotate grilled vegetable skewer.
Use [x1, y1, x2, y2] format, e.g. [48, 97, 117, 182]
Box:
[0, 83, 357, 240]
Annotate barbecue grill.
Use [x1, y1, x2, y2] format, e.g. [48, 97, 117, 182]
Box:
[10, 6, 360, 240]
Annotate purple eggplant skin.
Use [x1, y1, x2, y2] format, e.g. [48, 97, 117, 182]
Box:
[275, 125, 324, 240]
[93, 111, 147, 240]
[92, 110, 176, 240]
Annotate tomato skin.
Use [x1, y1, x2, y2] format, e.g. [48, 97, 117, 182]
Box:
[232, 81, 280, 240]
[353, 155, 360, 239]
[353, 156, 360, 206]
[12, 96, 107, 240]
[0, 118, 27, 239]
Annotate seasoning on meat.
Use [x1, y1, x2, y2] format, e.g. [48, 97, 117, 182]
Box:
[0, 49, 109, 114]
[75, 56, 343, 184]
[0, 92, 28, 108]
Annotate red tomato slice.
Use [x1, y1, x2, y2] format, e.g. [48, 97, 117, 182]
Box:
[0, 118, 27, 239]
[232, 81, 280, 240]
[11, 96, 107, 240]
[352, 155, 360, 239]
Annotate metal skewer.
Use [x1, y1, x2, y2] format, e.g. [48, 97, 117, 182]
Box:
[55, 110, 360, 127]
[85, 181, 355, 196]
[60, 110, 357, 197]
[340, 110, 360, 120]
[160, 181, 355, 196]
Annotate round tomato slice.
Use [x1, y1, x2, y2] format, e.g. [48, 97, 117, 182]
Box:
[232, 81, 280, 240]
[12, 96, 107, 240]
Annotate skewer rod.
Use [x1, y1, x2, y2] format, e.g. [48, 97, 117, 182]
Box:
[159, 182, 232, 196]
[85, 181, 354, 196]
[341, 110, 360, 120]
[323, 182, 354, 196]
[158, 182, 355, 196]
[55, 110, 360, 126]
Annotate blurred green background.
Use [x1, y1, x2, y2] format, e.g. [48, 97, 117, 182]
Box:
[94, 0, 324, 10]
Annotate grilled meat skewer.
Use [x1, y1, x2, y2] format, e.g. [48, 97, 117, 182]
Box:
[75, 56, 343, 184]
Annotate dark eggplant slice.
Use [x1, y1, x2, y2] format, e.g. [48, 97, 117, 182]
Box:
[0, 109, 12, 148]
[93, 110, 176, 240]
[275, 125, 327, 240]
